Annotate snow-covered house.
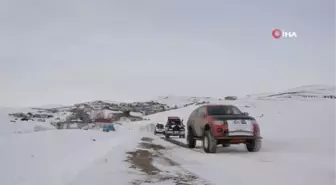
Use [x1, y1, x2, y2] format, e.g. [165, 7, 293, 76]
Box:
[94, 118, 114, 128]
[92, 108, 120, 128]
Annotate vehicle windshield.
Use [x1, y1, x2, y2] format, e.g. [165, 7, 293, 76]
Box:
[168, 119, 182, 125]
[207, 105, 243, 116]
[156, 124, 164, 129]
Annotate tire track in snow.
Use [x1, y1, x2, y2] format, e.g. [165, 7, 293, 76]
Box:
[126, 137, 213, 185]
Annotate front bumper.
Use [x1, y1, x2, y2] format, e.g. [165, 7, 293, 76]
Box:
[215, 136, 263, 140]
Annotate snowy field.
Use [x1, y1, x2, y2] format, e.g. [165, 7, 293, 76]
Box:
[0, 97, 335, 185]
[0, 113, 150, 185]
[146, 99, 335, 185]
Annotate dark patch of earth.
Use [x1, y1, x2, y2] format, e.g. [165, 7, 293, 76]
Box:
[125, 137, 212, 185]
[141, 137, 154, 142]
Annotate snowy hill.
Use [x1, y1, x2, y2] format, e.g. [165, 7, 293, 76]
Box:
[246, 85, 336, 100]
[2, 97, 232, 128]
[156, 95, 220, 108]
[31, 104, 71, 109]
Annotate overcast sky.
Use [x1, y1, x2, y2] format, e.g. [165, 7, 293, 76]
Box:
[0, 0, 335, 106]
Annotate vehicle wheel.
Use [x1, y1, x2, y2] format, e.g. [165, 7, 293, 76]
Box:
[203, 130, 217, 153]
[165, 134, 170, 139]
[246, 139, 261, 152]
[154, 131, 157, 135]
[222, 144, 230, 148]
[186, 129, 196, 148]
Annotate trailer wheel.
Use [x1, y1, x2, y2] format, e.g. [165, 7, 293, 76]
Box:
[165, 134, 170, 139]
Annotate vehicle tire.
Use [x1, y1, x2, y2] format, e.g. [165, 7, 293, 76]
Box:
[165, 134, 170, 139]
[154, 131, 157, 135]
[246, 139, 261, 152]
[222, 144, 230, 148]
[202, 130, 217, 153]
[186, 129, 196, 148]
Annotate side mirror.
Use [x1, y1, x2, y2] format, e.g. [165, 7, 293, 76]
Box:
[243, 112, 249, 116]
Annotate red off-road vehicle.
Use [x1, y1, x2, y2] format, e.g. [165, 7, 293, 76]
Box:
[186, 104, 262, 153]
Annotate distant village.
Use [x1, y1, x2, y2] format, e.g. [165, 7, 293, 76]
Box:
[8, 96, 240, 130]
[8, 100, 184, 129]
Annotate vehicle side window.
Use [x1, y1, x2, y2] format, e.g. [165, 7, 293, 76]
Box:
[207, 105, 243, 115]
[231, 106, 243, 114]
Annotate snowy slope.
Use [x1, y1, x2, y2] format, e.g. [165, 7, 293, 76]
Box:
[286, 84, 336, 94]
[0, 107, 56, 135]
[31, 104, 71, 109]
[145, 99, 336, 185]
[156, 95, 219, 108]
[246, 85, 336, 99]
[0, 121, 144, 185]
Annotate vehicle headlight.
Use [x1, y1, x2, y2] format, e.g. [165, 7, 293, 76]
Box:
[213, 120, 224, 125]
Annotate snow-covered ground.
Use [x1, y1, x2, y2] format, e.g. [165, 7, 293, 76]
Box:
[146, 99, 335, 185]
[0, 119, 148, 185]
[0, 96, 335, 185]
